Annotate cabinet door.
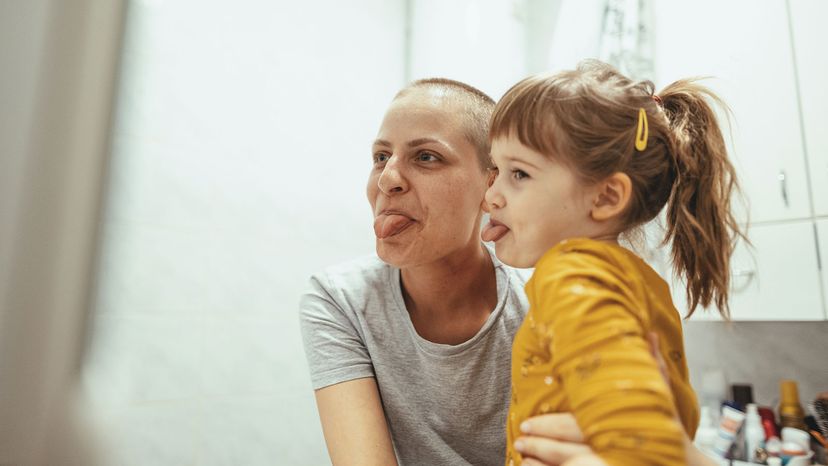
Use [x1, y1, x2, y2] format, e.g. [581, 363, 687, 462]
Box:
[653, 0, 810, 224]
[676, 222, 824, 321]
[789, 0, 828, 217]
[817, 219, 828, 320]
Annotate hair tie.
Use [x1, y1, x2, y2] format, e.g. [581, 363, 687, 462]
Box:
[635, 108, 648, 152]
[652, 94, 663, 107]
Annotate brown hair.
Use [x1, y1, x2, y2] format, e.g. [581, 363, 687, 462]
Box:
[490, 59, 745, 318]
[396, 78, 495, 170]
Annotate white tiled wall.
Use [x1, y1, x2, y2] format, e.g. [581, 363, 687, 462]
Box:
[409, 0, 528, 99]
[83, 1, 405, 464]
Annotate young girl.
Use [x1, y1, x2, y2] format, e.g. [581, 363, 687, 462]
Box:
[482, 59, 744, 466]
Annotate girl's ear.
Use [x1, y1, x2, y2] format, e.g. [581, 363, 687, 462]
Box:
[590, 172, 632, 222]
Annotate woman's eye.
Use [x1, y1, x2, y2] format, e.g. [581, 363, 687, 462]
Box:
[374, 153, 390, 164]
[512, 169, 529, 180]
[416, 152, 439, 162]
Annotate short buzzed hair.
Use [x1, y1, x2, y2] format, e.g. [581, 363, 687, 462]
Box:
[395, 78, 495, 170]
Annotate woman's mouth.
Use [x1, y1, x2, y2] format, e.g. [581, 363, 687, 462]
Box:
[374, 212, 416, 239]
[481, 218, 510, 242]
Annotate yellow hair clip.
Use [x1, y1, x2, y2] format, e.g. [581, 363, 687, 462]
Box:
[635, 108, 648, 152]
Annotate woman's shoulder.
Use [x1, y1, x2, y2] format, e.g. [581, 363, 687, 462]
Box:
[307, 254, 393, 297]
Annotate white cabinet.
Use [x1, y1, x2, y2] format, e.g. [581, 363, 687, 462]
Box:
[817, 219, 828, 320]
[653, 0, 811, 224]
[677, 222, 824, 321]
[789, 0, 828, 217]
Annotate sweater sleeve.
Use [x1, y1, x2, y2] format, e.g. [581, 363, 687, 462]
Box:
[532, 251, 686, 466]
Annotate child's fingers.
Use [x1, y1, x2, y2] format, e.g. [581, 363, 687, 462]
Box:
[520, 413, 584, 442]
[514, 436, 591, 465]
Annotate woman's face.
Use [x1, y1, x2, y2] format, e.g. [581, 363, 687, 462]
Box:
[367, 88, 489, 268]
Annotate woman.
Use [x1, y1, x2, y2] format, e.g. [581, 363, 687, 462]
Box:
[301, 78, 518, 466]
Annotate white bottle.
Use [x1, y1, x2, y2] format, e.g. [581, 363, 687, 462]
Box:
[744, 403, 765, 463]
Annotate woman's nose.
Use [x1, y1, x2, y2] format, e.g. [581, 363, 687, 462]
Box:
[377, 156, 408, 195]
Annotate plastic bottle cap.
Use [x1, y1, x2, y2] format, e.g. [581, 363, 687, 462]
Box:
[780, 380, 801, 404]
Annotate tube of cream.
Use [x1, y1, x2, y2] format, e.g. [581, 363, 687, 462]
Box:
[713, 405, 746, 458]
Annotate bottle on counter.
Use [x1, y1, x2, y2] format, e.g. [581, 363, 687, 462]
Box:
[744, 403, 766, 463]
[779, 379, 807, 430]
[764, 418, 783, 460]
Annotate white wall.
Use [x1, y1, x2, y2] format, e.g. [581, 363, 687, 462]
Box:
[409, 0, 528, 99]
[82, 1, 404, 465]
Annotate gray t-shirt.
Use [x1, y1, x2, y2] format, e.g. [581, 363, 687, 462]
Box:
[299, 247, 529, 466]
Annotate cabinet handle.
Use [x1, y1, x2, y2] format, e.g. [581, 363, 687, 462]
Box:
[731, 269, 756, 292]
[778, 170, 789, 207]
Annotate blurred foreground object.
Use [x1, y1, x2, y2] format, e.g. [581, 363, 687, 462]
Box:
[0, 0, 126, 464]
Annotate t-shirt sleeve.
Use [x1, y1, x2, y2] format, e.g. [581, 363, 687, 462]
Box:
[299, 273, 375, 390]
[533, 252, 686, 466]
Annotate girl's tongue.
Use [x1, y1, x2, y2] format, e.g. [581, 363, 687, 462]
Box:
[481, 219, 509, 242]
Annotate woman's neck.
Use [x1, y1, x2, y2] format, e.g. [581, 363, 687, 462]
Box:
[399, 241, 498, 344]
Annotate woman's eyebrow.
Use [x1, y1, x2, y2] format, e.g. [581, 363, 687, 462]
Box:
[373, 137, 453, 152]
[407, 137, 443, 147]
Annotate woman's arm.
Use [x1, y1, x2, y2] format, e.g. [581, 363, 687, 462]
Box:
[314, 378, 398, 466]
[300, 274, 397, 465]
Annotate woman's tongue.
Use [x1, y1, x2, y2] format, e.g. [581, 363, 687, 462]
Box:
[481, 220, 509, 242]
[374, 214, 414, 239]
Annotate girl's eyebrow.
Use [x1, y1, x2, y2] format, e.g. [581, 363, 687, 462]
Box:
[505, 155, 539, 170]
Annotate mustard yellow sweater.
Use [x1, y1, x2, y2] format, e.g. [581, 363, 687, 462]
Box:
[505, 238, 699, 466]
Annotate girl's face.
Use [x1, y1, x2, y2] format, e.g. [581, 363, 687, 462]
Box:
[483, 135, 596, 268]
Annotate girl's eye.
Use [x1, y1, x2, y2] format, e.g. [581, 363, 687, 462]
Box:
[512, 169, 529, 180]
[417, 151, 439, 162]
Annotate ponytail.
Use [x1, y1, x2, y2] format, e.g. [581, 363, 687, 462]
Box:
[660, 80, 746, 319]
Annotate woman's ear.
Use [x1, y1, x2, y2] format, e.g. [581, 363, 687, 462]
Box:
[480, 168, 497, 213]
[590, 172, 632, 222]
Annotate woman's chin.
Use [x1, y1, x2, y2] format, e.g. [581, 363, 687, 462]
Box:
[375, 241, 424, 269]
